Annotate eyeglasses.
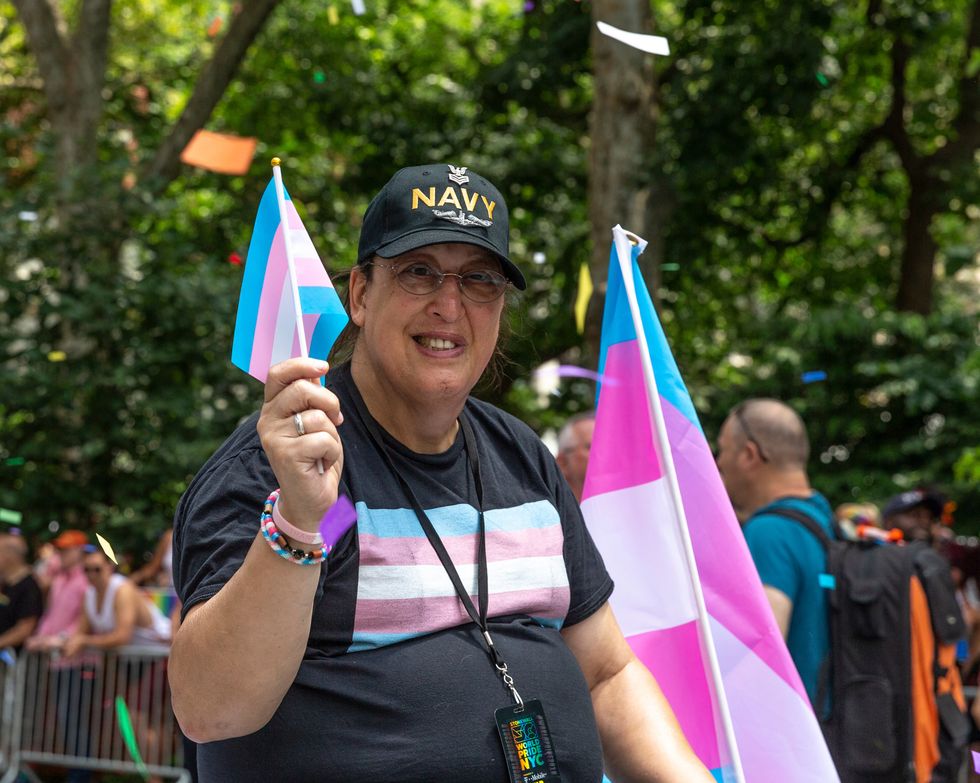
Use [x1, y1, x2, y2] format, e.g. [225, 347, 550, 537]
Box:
[733, 406, 769, 463]
[367, 261, 509, 303]
[84, 566, 104, 574]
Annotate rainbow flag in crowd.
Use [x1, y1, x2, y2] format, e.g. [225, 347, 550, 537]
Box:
[231, 176, 348, 382]
[141, 586, 178, 620]
[581, 227, 838, 782]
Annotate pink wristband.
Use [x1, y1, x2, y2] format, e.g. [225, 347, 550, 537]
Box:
[272, 492, 323, 546]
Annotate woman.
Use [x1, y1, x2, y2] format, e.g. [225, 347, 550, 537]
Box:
[170, 165, 712, 782]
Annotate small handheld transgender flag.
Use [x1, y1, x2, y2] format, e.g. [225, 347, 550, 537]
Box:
[231, 159, 349, 382]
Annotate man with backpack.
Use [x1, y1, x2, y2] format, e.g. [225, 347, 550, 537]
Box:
[717, 398, 969, 782]
[714, 398, 835, 706]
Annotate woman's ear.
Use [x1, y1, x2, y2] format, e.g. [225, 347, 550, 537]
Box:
[348, 265, 368, 327]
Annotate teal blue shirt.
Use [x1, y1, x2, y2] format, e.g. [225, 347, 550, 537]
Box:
[743, 493, 834, 707]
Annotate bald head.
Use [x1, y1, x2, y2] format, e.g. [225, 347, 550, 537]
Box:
[731, 399, 810, 470]
[557, 411, 596, 503]
[558, 411, 596, 453]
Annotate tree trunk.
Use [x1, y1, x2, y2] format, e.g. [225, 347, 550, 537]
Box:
[896, 181, 939, 315]
[587, 0, 660, 362]
[12, 0, 112, 200]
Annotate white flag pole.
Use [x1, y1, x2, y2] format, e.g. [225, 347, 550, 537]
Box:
[271, 158, 323, 475]
[611, 224, 746, 783]
[271, 158, 310, 357]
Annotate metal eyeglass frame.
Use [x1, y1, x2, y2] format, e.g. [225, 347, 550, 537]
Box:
[364, 261, 510, 303]
[733, 405, 770, 463]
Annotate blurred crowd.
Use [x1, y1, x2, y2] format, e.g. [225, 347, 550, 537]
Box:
[0, 528, 176, 661]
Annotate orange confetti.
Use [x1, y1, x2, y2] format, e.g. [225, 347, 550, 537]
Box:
[180, 130, 258, 176]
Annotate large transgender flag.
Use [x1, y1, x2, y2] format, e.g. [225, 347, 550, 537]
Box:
[231, 176, 348, 382]
[581, 226, 838, 783]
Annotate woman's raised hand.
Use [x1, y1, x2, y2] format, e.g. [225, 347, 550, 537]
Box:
[257, 359, 345, 532]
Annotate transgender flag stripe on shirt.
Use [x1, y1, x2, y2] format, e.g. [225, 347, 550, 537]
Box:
[349, 501, 571, 653]
[580, 229, 839, 783]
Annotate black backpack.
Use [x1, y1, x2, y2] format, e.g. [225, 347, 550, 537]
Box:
[770, 507, 970, 783]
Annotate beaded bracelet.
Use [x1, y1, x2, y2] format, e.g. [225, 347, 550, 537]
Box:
[260, 490, 329, 566]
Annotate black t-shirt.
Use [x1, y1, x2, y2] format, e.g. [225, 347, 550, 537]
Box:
[174, 363, 614, 782]
[0, 572, 43, 651]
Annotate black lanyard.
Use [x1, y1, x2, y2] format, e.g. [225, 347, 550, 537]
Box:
[349, 387, 524, 707]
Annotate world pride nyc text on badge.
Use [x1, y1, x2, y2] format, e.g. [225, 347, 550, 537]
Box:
[495, 700, 562, 783]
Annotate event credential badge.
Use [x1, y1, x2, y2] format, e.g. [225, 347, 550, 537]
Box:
[495, 700, 562, 783]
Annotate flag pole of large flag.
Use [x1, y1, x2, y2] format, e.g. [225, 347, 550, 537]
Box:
[581, 225, 839, 783]
[231, 158, 349, 382]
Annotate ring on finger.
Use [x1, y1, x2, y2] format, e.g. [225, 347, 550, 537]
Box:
[293, 412, 305, 436]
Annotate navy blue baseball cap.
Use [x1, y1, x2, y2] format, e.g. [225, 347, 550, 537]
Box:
[356, 164, 526, 290]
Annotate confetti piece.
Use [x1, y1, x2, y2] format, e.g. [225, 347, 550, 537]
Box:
[4, 457, 25, 466]
[227, 251, 243, 266]
[319, 495, 357, 548]
[18, 211, 38, 222]
[816, 72, 829, 87]
[0, 508, 23, 524]
[556, 365, 618, 385]
[524, 0, 535, 11]
[532, 363, 618, 390]
[801, 370, 828, 384]
[47, 350, 67, 362]
[96, 533, 118, 565]
[180, 130, 258, 176]
[531, 360, 561, 399]
[115, 697, 149, 780]
[661, 263, 680, 271]
[596, 21, 670, 56]
[574, 262, 593, 335]
[0, 649, 14, 666]
[818, 573, 836, 589]
[327, 5, 339, 25]
[351, 0, 366, 15]
[972, 749, 980, 773]
[206, 15, 223, 37]
[313, 69, 326, 84]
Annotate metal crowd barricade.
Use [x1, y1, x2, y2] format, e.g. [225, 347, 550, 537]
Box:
[1, 649, 15, 778]
[0, 646, 190, 783]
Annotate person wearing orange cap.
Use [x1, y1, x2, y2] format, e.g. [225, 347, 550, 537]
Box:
[25, 529, 90, 651]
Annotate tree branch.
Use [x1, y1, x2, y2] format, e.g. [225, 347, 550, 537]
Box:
[74, 0, 113, 100]
[930, 0, 980, 170]
[10, 0, 70, 114]
[881, 37, 921, 177]
[72, 0, 113, 150]
[144, 0, 282, 188]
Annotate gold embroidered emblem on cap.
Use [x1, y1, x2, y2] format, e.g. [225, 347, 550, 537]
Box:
[410, 186, 496, 222]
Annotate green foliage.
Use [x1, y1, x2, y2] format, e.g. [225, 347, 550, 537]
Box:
[692, 307, 980, 527]
[0, 0, 977, 564]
